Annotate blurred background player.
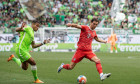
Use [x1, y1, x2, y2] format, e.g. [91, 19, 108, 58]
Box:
[108, 31, 118, 53]
[7, 21, 50, 83]
[57, 18, 111, 81]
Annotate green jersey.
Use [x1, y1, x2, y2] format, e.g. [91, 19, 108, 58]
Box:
[16, 25, 34, 51]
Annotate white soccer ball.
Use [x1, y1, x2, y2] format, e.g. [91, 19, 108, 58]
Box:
[77, 75, 87, 84]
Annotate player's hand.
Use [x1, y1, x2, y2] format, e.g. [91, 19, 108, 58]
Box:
[46, 39, 50, 43]
[21, 22, 26, 28]
[105, 41, 107, 44]
[43, 39, 50, 44]
[66, 23, 72, 27]
[20, 22, 26, 31]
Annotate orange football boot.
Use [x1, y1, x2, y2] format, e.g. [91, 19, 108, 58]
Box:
[34, 79, 44, 83]
[7, 54, 14, 62]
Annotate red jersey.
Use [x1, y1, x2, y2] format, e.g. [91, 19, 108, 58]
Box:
[77, 25, 97, 50]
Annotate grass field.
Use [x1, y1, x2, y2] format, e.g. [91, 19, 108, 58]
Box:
[0, 52, 140, 84]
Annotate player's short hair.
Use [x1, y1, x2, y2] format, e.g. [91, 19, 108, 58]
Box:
[91, 18, 99, 23]
[31, 20, 40, 27]
[32, 20, 39, 24]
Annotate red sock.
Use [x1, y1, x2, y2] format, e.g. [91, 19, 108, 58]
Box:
[63, 64, 71, 70]
[96, 62, 103, 74]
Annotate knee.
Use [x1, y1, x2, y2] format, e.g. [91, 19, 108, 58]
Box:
[31, 62, 36, 65]
[22, 67, 28, 70]
[69, 65, 74, 70]
[94, 59, 101, 64]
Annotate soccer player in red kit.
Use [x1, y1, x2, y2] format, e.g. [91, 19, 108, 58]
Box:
[57, 18, 111, 81]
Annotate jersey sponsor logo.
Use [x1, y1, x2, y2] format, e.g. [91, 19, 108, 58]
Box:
[87, 30, 95, 39]
[87, 33, 91, 38]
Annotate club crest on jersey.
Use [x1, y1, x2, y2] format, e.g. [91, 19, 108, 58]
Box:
[73, 58, 76, 61]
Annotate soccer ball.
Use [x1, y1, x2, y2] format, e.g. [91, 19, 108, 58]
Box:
[77, 75, 87, 84]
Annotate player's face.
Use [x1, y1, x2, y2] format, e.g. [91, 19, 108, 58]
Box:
[91, 21, 98, 29]
[33, 23, 40, 31]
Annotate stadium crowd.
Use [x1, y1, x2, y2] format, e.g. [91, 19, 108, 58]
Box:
[0, 0, 140, 33]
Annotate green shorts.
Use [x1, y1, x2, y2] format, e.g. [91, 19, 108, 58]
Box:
[15, 48, 31, 62]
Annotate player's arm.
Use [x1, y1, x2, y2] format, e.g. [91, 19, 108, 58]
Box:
[31, 39, 50, 48]
[94, 36, 107, 43]
[66, 23, 82, 29]
[16, 22, 26, 32]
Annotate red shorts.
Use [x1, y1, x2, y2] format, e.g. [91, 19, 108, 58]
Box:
[71, 49, 96, 63]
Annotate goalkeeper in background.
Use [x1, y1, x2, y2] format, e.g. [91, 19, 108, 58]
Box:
[108, 31, 118, 53]
[7, 21, 50, 83]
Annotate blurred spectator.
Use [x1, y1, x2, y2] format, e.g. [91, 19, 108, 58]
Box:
[0, 0, 140, 34]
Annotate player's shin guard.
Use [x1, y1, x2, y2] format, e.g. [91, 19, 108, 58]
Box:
[31, 65, 38, 81]
[12, 57, 21, 67]
[95, 61, 103, 74]
[63, 64, 71, 70]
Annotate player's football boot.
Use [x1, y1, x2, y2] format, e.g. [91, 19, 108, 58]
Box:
[57, 63, 64, 73]
[7, 54, 14, 62]
[34, 79, 44, 83]
[100, 73, 111, 81]
[110, 51, 113, 53]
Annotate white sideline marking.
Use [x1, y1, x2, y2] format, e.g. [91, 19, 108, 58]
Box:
[128, 56, 134, 59]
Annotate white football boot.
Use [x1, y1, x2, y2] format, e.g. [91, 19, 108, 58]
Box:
[57, 63, 64, 73]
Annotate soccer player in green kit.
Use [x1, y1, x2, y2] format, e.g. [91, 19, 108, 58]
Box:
[7, 21, 49, 83]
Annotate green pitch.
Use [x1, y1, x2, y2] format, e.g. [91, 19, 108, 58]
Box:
[0, 52, 140, 84]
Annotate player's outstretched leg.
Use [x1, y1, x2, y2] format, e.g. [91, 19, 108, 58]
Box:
[91, 56, 111, 81]
[31, 65, 44, 83]
[7, 54, 21, 66]
[27, 57, 44, 83]
[57, 63, 64, 73]
[7, 54, 14, 62]
[57, 62, 76, 73]
[100, 73, 111, 81]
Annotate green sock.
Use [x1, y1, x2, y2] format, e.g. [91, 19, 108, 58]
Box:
[12, 57, 21, 66]
[31, 66, 38, 81]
